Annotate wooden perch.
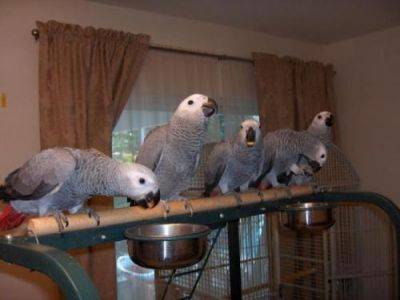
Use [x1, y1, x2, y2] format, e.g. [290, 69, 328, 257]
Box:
[26, 185, 314, 236]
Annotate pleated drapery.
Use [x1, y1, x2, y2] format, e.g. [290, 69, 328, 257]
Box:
[253, 52, 338, 143]
[37, 20, 150, 299]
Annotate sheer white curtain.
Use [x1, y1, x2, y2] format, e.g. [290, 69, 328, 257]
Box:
[218, 59, 258, 138]
[115, 50, 219, 134]
[113, 49, 259, 300]
[114, 49, 258, 155]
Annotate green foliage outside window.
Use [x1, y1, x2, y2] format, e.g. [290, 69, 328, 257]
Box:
[112, 130, 141, 163]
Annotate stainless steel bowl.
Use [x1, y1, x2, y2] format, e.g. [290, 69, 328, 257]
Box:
[280, 202, 335, 232]
[125, 223, 211, 269]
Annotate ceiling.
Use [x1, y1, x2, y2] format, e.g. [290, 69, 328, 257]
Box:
[89, 0, 400, 44]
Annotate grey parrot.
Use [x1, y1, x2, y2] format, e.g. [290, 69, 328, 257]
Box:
[0, 147, 160, 231]
[135, 93, 218, 212]
[287, 111, 335, 185]
[203, 119, 263, 196]
[254, 129, 328, 188]
[307, 111, 334, 144]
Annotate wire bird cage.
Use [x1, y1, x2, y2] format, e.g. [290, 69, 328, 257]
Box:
[156, 215, 271, 299]
[156, 142, 396, 300]
[277, 143, 395, 299]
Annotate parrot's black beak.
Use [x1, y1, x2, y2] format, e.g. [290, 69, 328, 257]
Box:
[309, 160, 322, 172]
[325, 115, 334, 127]
[245, 127, 256, 147]
[202, 98, 218, 117]
[277, 172, 293, 185]
[129, 190, 161, 209]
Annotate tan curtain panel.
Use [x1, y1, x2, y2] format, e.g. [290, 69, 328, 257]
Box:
[38, 20, 150, 154]
[253, 52, 338, 143]
[37, 20, 150, 299]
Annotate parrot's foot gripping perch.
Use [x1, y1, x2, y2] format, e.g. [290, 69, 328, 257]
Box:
[52, 212, 69, 232]
[85, 207, 101, 226]
[283, 186, 293, 199]
[232, 191, 243, 207]
[183, 199, 194, 216]
[258, 190, 265, 204]
[161, 200, 170, 219]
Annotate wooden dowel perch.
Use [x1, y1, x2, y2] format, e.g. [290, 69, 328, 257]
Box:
[27, 185, 314, 236]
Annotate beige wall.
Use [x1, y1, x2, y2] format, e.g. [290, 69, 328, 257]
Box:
[0, 0, 319, 181]
[1, 0, 399, 298]
[320, 26, 400, 204]
[0, 0, 320, 299]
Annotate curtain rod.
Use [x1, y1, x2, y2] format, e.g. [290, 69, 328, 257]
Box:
[31, 28, 253, 64]
[150, 45, 253, 63]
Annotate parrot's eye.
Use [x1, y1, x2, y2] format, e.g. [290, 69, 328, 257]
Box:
[188, 100, 194, 105]
[139, 178, 146, 184]
[259, 125, 261, 129]
[240, 125, 243, 129]
[318, 115, 322, 119]
[321, 154, 325, 159]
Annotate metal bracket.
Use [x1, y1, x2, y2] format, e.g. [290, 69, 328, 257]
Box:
[227, 220, 242, 300]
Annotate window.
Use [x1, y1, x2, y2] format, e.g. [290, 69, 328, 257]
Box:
[112, 49, 258, 299]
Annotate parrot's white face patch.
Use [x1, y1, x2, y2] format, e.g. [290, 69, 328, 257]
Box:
[175, 93, 217, 120]
[123, 163, 159, 200]
[239, 119, 262, 147]
[312, 111, 333, 128]
[314, 144, 328, 166]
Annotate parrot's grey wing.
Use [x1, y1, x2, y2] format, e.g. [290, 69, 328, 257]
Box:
[249, 152, 274, 187]
[249, 135, 275, 187]
[2, 148, 76, 201]
[203, 143, 230, 197]
[135, 124, 168, 171]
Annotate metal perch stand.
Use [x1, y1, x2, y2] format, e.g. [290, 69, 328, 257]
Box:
[162, 225, 224, 300]
[0, 187, 399, 300]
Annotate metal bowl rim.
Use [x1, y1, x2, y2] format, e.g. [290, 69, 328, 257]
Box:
[124, 223, 212, 242]
[281, 202, 334, 212]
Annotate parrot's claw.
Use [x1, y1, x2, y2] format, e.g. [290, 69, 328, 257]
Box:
[232, 191, 243, 207]
[258, 190, 265, 203]
[52, 212, 69, 232]
[183, 199, 194, 216]
[283, 186, 293, 198]
[87, 208, 101, 226]
[161, 200, 170, 219]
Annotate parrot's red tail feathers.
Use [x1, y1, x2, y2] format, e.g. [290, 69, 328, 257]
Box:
[0, 205, 27, 231]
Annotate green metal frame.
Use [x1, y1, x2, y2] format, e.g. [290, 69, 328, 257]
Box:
[0, 192, 399, 299]
[0, 241, 99, 299]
